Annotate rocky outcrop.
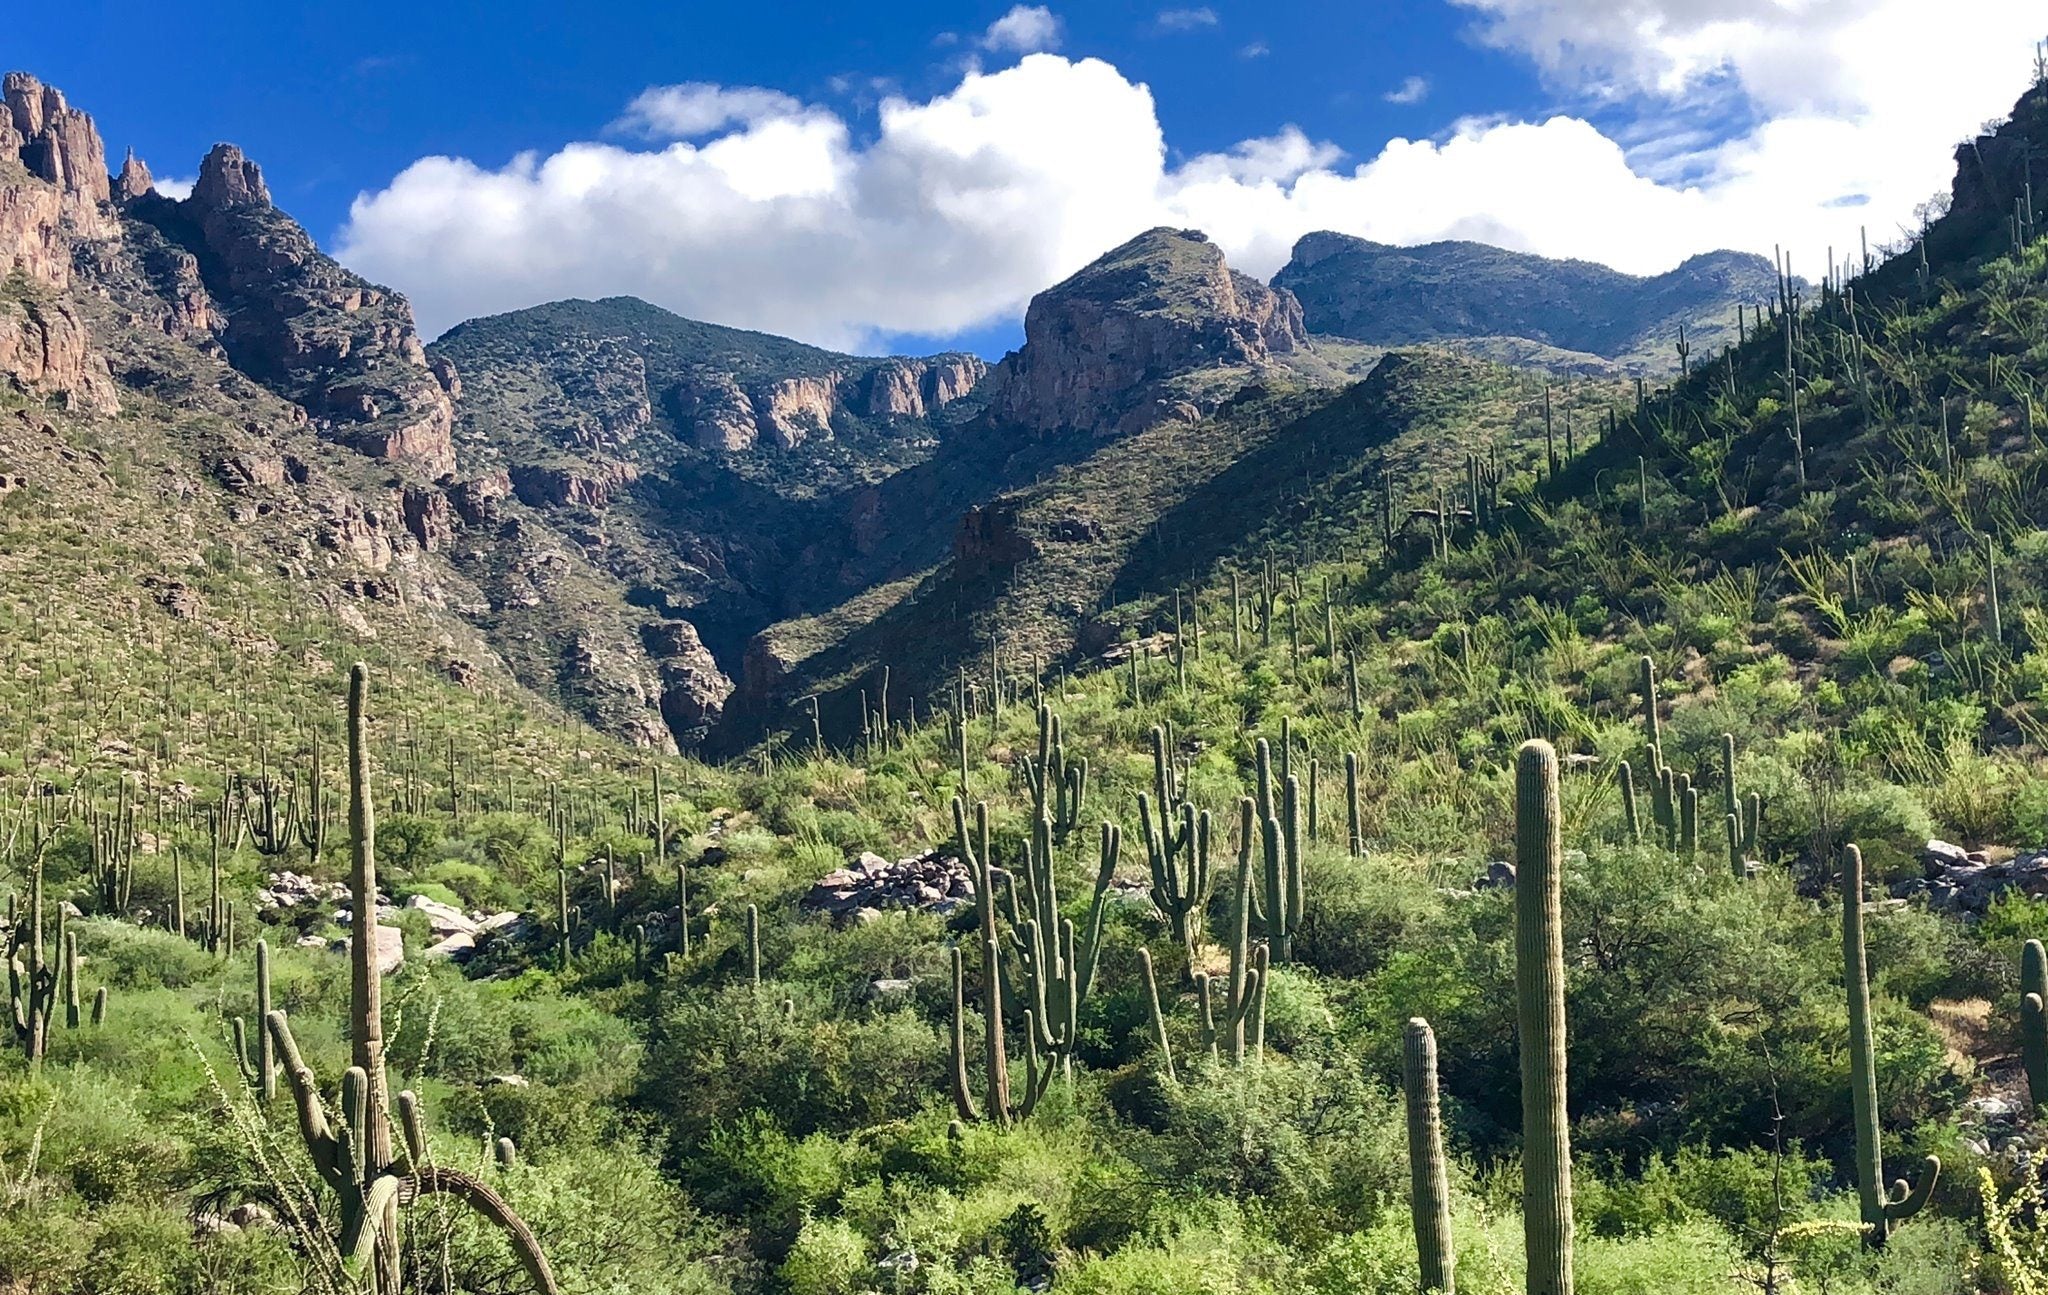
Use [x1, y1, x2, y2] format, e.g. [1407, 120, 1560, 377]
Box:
[923, 355, 984, 409]
[953, 499, 1035, 569]
[0, 178, 67, 288]
[191, 143, 269, 208]
[0, 292, 119, 413]
[753, 373, 839, 448]
[112, 149, 153, 203]
[980, 227, 1306, 436]
[857, 359, 926, 418]
[802, 850, 977, 923]
[1895, 839, 2048, 915]
[129, 142, 458, 477]
[673, 371, 759, 450]
[400, 485, 454, 551]
[448, 469, 512, 525]
[3, 73, 114, 240]
[508, 460, 640, 509]
[646, 618, 734, 740]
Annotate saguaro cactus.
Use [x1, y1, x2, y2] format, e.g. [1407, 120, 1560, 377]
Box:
[2024, 940, 2048, 1113]
[1022, 704, 1086, 843]
[1841, 844, 1939, 1247]
[1194, 799, 1268, 1064]
[1405, 1017, 1456, 1293]
[1140, 725, 1211, 974]
[1616, 761, 1641, 844]
[234, 939, 277, 1103]
[952, 798, 1014, 1126]
[6, 843, 56, 1060]
[1515, 740, 1573, 1295]
[265, 664, 559, 1294]
[1138, 949, 1176, 1082]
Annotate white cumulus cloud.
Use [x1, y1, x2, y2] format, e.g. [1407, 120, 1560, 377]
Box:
[336, 2, 2048, 350]
[982, 5, 1062, 54]
[613, 83, 808, 138]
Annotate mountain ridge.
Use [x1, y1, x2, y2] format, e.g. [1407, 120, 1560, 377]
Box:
[1273, 231, 1783, 372]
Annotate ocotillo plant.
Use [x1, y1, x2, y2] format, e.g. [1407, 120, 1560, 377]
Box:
[1404, 1017, 1456, 1294]
[2022, 939, 2047, 1113]
[1841, 844, 1939, 1247]
[1515, 740, 1573, 1295]
[1139, 724, 1211, 975]
[265, 663, 559, 1294]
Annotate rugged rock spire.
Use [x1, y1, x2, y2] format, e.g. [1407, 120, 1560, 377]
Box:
[113, 148, 154, 203]
[191, 143, 270, 209]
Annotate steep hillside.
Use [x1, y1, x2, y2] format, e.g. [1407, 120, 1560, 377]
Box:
[1274, 232, 1781, 372]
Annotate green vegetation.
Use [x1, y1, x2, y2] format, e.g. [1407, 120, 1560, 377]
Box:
[5, 55, 2048, 1295]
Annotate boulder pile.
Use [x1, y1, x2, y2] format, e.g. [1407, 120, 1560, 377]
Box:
[803, 851, 977, 923]
[1892, 839, 2048, 915]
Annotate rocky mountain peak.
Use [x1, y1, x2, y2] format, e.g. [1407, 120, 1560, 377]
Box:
[192, 143, 271, 209]
[980, 226, 1307, 436]
[113, 148, 154, 203]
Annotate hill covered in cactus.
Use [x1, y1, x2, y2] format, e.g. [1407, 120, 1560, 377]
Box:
[6, 49, 2048, 1295]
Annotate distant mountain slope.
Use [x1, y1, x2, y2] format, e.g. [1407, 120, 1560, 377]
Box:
[1273, 232, 1782, 372]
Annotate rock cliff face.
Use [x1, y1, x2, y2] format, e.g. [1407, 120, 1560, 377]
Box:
[2, 73, 114, 243]
[0, 292, 119, 412]
[980, 227, 1306, 436]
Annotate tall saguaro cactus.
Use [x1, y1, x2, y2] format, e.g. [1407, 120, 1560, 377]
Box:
[1140, 724, 1211, 974]
[7, 840, 56, 1060]
[266, 664, 559, 1294]
[1841, 844, 1939, 1247]
[1404, 1017, 1456, 1293]
[1514, 740, 1573, 1295]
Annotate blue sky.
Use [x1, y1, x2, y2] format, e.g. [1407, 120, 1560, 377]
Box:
[11, 1, 2045, 356]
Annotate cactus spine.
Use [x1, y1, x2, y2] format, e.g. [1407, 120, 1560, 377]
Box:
[1514, 740, 1573, 1295]
[1405, 1017, 1456, 1293]
[1842, 844, 1939, 1246]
